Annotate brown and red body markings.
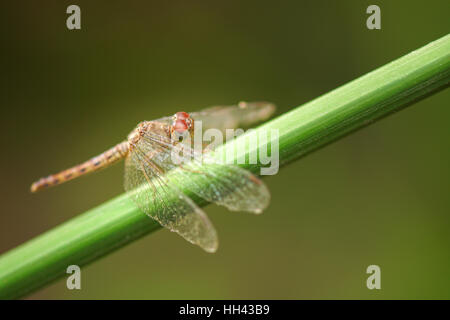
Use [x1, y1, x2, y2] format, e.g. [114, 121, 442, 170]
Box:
[30, 120, 173, 193]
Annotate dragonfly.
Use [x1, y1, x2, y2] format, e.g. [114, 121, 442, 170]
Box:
[31, 101, 275, 252]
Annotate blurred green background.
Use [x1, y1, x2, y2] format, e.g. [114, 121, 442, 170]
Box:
[1, 0, 449, 299]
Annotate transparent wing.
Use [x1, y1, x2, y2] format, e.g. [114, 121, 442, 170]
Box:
[141, 131, 271, 214]
[124, 139, 218, 253]
[189, 101, 276, 133]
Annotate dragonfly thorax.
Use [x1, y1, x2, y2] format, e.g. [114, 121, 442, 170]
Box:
[127, 122, 148, 147]
[127, 121, 171, 150]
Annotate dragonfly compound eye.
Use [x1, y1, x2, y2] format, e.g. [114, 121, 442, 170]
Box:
[173, 119, 188, 133]
[175, 111, 189, 120]
[172, 111, 193, 134]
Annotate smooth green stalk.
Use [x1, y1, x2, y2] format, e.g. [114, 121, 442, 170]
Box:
[0, 34, 449, 299]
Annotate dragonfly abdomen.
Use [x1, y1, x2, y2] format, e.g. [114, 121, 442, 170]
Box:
[30, 141, 129, 193]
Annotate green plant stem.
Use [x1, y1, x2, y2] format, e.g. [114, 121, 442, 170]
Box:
[1, 34, 449, 299]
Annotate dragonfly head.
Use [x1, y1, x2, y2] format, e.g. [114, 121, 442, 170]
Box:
[171, 111, 193, 142]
